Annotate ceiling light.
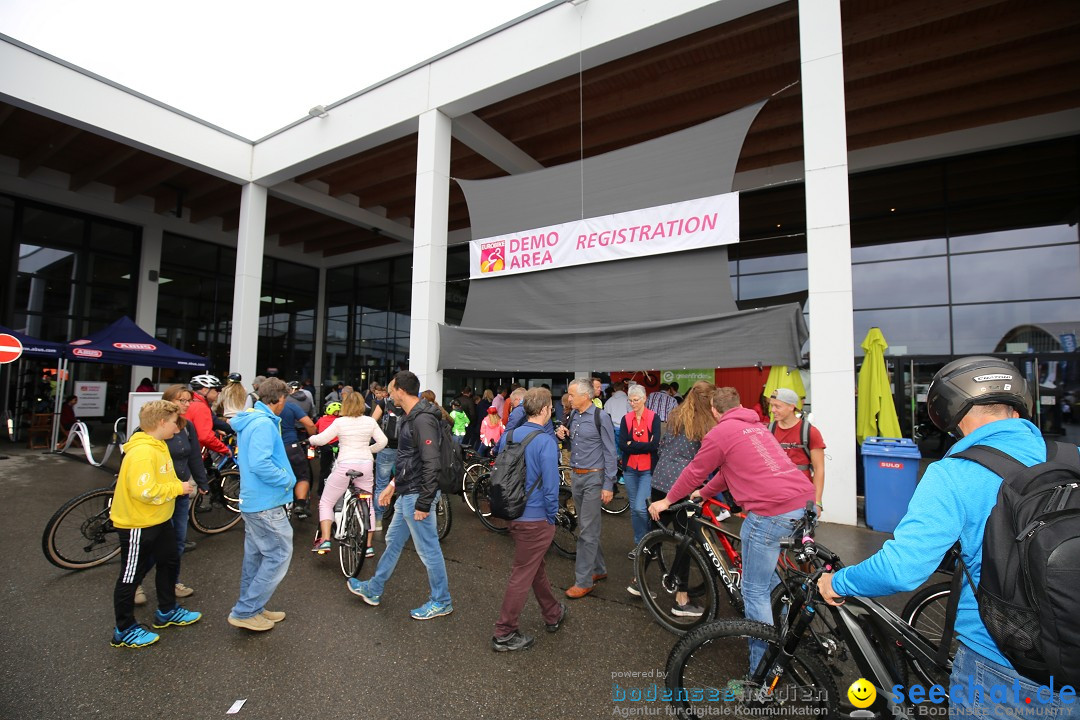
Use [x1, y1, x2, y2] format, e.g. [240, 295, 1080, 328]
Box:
[308, 105, 329, 119]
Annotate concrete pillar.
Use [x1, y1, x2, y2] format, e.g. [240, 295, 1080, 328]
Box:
[409, 109, 451, 397]
[799, 0, 857, 526]
[131, 222, 162, 390]
[230, 183, 267, 386]
[314, 265, 326, 394]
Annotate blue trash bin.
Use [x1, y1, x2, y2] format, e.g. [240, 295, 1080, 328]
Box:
[861, 437, 921, 533]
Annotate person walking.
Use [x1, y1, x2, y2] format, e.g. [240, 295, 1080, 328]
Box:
[346, 371, 453, 620]
[226, 378, 296, 632]
[555, 378, 617, 599]
[491, 388, 567, 651]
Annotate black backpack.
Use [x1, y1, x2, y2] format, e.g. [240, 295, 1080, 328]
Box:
[952, 439, 1080, 686]
[380, 404, 403, 444]
[489, 430, 544, 520]
[434, 416, 465, 495]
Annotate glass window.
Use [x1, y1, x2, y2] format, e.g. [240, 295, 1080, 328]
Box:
[952, 300, 1080, 355]
[20, 206, 84, 249]
[89, 222, 136, 257]
[737, 269, 807, 301]
[853, 257, 948, 309]
[949, 225, 1077, 254]
[851, 237, 946, 262]
[950, 244, 1080, 304]
[739, 252, 807, 274]
[854, 307, 951, 356]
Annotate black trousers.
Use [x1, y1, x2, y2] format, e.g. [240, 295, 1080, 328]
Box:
[114, 520, 178, 630]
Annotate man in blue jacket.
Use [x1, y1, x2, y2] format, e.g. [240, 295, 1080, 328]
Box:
[818, 357, 1071, 715]
[492, 387, 567, 652]
[227, 377, 296, 632]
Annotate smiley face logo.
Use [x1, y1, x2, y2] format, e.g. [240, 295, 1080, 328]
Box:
[847, 678, 876, 708]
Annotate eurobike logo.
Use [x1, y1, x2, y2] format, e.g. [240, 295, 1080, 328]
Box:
[890, 677, 1076, 716]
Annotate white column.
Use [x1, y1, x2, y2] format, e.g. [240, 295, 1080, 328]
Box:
[409, 109, 451, 397]
[230, 183, 267, 386]
[800, 0, 857, 526]
[131, 222, 162, 390]
[313, 265, 326, 392]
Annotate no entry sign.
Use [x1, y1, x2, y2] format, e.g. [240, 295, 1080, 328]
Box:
[0, 333, 24, 364]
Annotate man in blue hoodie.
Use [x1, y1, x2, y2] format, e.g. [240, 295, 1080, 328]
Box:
[818, 357, 1071, 715]
[227, 377, 296, 632]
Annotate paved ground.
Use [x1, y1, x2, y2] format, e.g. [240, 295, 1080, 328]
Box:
[0, 442, 927, 720]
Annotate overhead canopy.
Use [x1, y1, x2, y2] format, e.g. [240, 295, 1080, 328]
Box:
[0, 325, 67, 359]
[443, 100, 809, 371]
[67, 316, 209, 369]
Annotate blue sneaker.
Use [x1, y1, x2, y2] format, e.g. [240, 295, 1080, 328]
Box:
[111, 623, 159, 648]
[347, 578, 380, 606]
[152, 606, 202, 628]
[410, 600, 453, 621]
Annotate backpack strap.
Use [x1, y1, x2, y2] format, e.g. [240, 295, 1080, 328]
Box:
[954, 439, 1080, 494]
[518, 430, 546, 502]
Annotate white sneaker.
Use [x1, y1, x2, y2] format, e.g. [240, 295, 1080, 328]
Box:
[174, 582, 194, 598]
[134, 585, 147, 606]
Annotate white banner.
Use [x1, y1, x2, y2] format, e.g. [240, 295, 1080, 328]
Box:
[74, 381, 107, 417]
[469, 192, 739, 279]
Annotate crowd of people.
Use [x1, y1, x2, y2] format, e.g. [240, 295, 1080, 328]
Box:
[102, 360, 1073, 717]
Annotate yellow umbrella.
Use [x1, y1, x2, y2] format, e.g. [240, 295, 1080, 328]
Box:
[763, 365, 806, 414]
[857, 327, 902, 444]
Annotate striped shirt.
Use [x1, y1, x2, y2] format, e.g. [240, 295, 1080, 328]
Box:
[645, 390, 678, 421]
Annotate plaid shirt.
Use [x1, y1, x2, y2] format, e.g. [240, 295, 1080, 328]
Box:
[644, 390, 678, 421]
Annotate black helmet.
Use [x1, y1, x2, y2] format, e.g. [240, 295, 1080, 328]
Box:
[190, 373, 223, 390]
[227, 372, 242, 383]
[287, 380, 301, 391]
[926, 356, 1032, 437]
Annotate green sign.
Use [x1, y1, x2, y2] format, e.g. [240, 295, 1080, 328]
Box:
[661, 369, 714, 390]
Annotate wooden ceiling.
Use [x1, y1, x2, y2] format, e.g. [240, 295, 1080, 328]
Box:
[2, 0, 1078, 260]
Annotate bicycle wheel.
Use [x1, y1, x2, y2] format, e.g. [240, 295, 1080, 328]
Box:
[550, 487, 578, 558]
[471, 474, 510, 534]
[902, 581, 956, 687]
[42, 487, 121, 570]
[635, 529, 719, 635]
[436, 493, 452, 541]
[189, 470, 242, 534]
[602, 481, 630, 515]
[665, 619, 839, 720]
[338, 498, 368, 578]
[461, 462, 487, 513]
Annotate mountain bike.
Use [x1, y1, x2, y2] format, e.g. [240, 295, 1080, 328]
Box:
[461, 449, 495, 515]
[42, 483, 120, 569]
[471, 465, 579, 557]
[317, 468, 372, 578]
[379, 488, 452, 542]
[664, 502, 951, 719]
[188, 450, 241, 534]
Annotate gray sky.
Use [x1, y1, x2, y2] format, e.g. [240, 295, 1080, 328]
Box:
[0, 0, 546, 139]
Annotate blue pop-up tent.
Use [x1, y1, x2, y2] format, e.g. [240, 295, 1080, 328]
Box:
[67, 316, 208, 369]
[0, 325, 67, 359]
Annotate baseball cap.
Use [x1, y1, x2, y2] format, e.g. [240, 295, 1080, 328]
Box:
[770, 388, 800, 406]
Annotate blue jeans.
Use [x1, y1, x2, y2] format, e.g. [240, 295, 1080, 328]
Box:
[950, 644, 1070, 717]
[368, 492, 450, 606]
[740, 508, 802, 670]
[622, 467, 652, 546]
[231, 506, 293, 619]
[171, 494, 190, 581]
[374, 450, 396, 520]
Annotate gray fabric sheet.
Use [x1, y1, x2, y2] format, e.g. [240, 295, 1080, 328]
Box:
[442, 100, 809, 372]
[439, 302, 808, 372]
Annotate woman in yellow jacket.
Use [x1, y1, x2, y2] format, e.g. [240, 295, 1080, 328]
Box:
[109, 400, 201, 649]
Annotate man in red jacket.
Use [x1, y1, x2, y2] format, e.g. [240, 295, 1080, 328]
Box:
[188, 374, 230, 456]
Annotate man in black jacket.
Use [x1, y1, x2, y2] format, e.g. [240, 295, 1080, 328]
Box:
[346, 370, 453, 620]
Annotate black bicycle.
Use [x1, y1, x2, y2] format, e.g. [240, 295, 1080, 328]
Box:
[42, 484, 120, 569]
[665, 502, 951, 719]
[470, 465, 578, 557]
[188, 451, 241, 534]
[379, 489, 452, 542]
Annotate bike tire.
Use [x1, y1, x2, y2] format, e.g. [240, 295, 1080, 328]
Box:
[42, 487, 121, 570]
[339, 498, 368, 578]
[665, 619, 839, 720]
[189, 470, 243, 534]
[436, 493, 452, 541]
[635, 529, 720, 636]
[471, 474, 510, 534]
[601, 481, 630, 515]
[461, 462, 487, 514]
[550, 486, 578, 558]
[902, 581, 956, 687]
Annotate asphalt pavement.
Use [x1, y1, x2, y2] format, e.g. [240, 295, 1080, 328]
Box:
[0, 443, 910, 720]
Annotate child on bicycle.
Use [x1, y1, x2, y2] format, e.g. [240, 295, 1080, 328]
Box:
[478, 406, 504, 456]
[110, 400, 200, 649]
[308, 392, 388, 557]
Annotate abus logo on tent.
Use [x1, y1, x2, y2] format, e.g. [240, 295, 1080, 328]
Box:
[73, 348, 103, 358]
[113, 342, 156, 351]
[70, 339, 92, 346]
